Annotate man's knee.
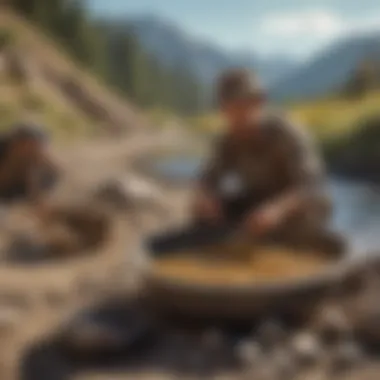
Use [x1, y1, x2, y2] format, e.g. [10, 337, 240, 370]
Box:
[287, 228, 346, 255]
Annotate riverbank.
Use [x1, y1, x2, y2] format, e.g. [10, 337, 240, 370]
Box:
[0, 131, 191, 380]
[322, 118, 380, 184]
[0, 129, 375, 380]
[15, 131, 380, 380]
[21, 240, 380, 380]
[292, 94, 380, 184]
[185, 95, 380, 185]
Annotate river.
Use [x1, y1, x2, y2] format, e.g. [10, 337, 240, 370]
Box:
[149, 156, 380, 255]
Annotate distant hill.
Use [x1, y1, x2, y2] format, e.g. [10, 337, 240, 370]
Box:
[0, 9, 147, 138]
[121, 16, 296, 87]
[270, 32, 380, 102]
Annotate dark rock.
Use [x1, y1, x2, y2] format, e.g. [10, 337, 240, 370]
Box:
[20, 340, 72, 380]
[272, 347, 298, 380]
[347, 300, 380, 348]
[59, 299, 156, 358]
[95, 176, 167, 216]
[48, 205, 111, 251]
[329, 340, 365, 375]
[95, 179, 132, 211]
[61, 320, 125, 355]
[257, 320, 287, 350]
[201, 328, 225, 351]
[6, 233, 49, 264]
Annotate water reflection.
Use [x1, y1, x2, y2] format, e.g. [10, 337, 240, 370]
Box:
[329, 180, 380, 253]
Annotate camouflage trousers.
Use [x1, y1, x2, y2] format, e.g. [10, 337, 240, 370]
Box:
[262, 220, 345, 256]
[220, 195, 345, 255]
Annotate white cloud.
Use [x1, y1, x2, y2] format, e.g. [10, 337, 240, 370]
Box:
[354, 15, 380, 33]
[260, 10, 344, 39]
[256, 9, 380, 58]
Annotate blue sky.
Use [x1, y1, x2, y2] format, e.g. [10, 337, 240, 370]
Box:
[87, 0, 380, 59]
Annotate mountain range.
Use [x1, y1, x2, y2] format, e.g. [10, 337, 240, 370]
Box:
[126, 16, 297, 87]
[106, 15, 380, 103]
[271, 32, 380, 101]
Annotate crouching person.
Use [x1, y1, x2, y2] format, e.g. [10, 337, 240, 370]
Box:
[0, 122, 60, 216]
[193, 69, 345, 255]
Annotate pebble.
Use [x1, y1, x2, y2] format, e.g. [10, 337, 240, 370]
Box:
[162, 330, 194, 369]
[6, 233, 48, 262]
[257, 320, 287, 350]
[64, 320, 123, 353]
[290, 332, 323, 368]
[235, 339, 263, 368]
[96, 176, 165, 213]
[154, 331, 187, 368]
[313, 305, 352, 346]
[95, 179, 130, 208]
[201, 329, 225, 351]
[272, 347, 298, 380]
[329, 340, 365, 374]
[248, 364, 278, 380]
[186, 345, 210, 376]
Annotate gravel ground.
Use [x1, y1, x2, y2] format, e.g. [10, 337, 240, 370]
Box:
[0, 132, 379, 380]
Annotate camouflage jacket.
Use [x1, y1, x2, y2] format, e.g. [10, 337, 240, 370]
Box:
[200, 111, 328, 209]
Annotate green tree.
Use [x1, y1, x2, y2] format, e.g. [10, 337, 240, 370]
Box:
[343, 60, 377, 99]
[10, 0, 205, 116]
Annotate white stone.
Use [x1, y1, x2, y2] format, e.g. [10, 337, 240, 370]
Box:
[97, 175, 166, 211]
[290, 332, 323, 366]
[235, 339, 263, 367]
[314, 305, 352, 344]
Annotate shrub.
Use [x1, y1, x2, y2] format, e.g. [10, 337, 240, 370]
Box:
[0, 29, 14, 51]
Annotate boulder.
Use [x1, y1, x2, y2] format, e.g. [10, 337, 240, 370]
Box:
[95, 175, 169, 217]
[290, 331, 323, 367]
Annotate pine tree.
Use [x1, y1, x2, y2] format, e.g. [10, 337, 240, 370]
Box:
[9, 0, 205, 116]
[343, 60, 377, 99]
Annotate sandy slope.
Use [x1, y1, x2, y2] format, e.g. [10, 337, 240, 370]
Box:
[0, 132, 187, 380]
[2, 133, 379, 380]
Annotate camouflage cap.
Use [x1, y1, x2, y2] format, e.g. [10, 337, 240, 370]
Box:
[216, 68, 266, 105]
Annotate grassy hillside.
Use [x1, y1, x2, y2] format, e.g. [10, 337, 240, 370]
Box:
[186, 90, 380, 181]
[0, 9, 147, 141]
[290, 92, 380, 140]
[188, 91, 380, 141]
[290, 92, 380, 179]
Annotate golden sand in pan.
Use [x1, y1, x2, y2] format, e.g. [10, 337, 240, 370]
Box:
[152, 245, 333, 285]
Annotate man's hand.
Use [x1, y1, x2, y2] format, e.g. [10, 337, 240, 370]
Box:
[193, 190, 222, 223]
[243, 203, 283, 237]
[33, 201, 53, 226]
